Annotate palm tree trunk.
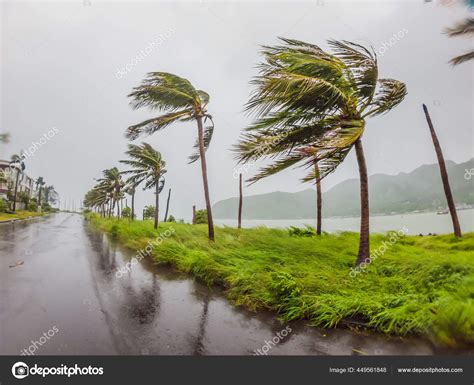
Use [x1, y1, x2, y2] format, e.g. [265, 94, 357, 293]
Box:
[238, 173, 243, 229]
[355, 138, 370, 266]
[164, 188, 171, 222]
[38, 187, 42, 212]
[131, 191, 135, 221]
[13, 171, 20, 212]
[422, 104, 462, 237]
[196, 116, 215, 241]
[314, 160, 322, 235]
[154, 180, 160, 229]
[192, 205, 196, 225]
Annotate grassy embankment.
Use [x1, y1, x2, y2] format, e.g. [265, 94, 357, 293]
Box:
[87, 214, 474, 347]
[0, 210, 45, 222]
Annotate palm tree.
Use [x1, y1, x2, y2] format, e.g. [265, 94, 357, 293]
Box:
[44, 185, 58, 207]
[422, 104, 462, 237]
[126, 72, 216, 240]
[35, 176, 46, 209]
[10, 154, 25, 212]
[120, 143, 167, 229]
[238, 173, 243, 229]
[446, 17, 474, 66]
[84, 185, 109, 216]
[123, 183, 138, 221]
[96, 168, 124, 218]
[237, 39, 406, 265]
[163, 188, 171, 222]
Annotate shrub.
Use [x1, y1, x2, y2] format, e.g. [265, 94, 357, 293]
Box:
[288, 225, 316, 237]
[195, 209, 208, 224]
[167, 214, 176, 222]
[143, 205, 155, 220]
[29, 201, 38, 212]
[0, 198, 7, 213]
[122, 207, 131, 218]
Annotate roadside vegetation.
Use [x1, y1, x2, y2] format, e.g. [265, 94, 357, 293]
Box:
[87, 213, 474, 348]
[0, 209, 46, 222]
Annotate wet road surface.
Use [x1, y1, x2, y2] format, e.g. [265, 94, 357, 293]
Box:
[0, 213, 444, 355]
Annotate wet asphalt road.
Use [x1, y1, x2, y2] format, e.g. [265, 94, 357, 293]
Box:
[0, 213, 443, 355]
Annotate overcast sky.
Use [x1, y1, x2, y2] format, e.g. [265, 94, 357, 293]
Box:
[1, 0, 472, 220]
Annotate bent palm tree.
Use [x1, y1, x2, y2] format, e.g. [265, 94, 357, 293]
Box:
[446, 17, 474, 66]
[97, 168, 124, 218]
[126, 72, 215, 240]
[120, 143, 166, 229]
[423, 104, 462, 237]
[237, 38, 407, 265]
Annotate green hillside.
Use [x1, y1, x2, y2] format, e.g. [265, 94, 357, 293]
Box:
[213, 159, 474, 219]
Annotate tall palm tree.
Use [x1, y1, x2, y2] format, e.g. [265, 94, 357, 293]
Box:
[10, 154, 26, 212]
[422, 104, 462, 237]
[237, 39, 406, 265]
[446, 17, 474, 66]
[126, 72, 216, 240]
[120, 143, 167, 229]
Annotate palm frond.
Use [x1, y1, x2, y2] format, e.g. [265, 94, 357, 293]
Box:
[126, 110, 192, 140]
[364, 79, 407, 117]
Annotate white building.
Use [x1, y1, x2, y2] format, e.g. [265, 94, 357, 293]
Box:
[0, 159, 37, 209]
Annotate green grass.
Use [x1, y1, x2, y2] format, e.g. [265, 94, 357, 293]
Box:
[86, 214, 474, 347]
[0, 210, 45, 221]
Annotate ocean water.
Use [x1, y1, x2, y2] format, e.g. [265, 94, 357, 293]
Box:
[215, 209, 474, 235]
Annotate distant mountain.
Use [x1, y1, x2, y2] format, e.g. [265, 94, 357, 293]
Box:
[213, 159, 474, 219]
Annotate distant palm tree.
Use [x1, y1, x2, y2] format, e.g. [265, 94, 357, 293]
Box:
[120, 143, 167, 229]
[446, 17, 474, 66]
[10, 154, 25, 212]
[44, 185, 57, 206]
[237, 39, 407, 265]
[126, 72, 216, 240]
[123, 183, 138, 221]
[97, 168, 124, 218]
[35, 176, 46, 209]
[422, 104, 462, 237]
[84, 185, 109, 216]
